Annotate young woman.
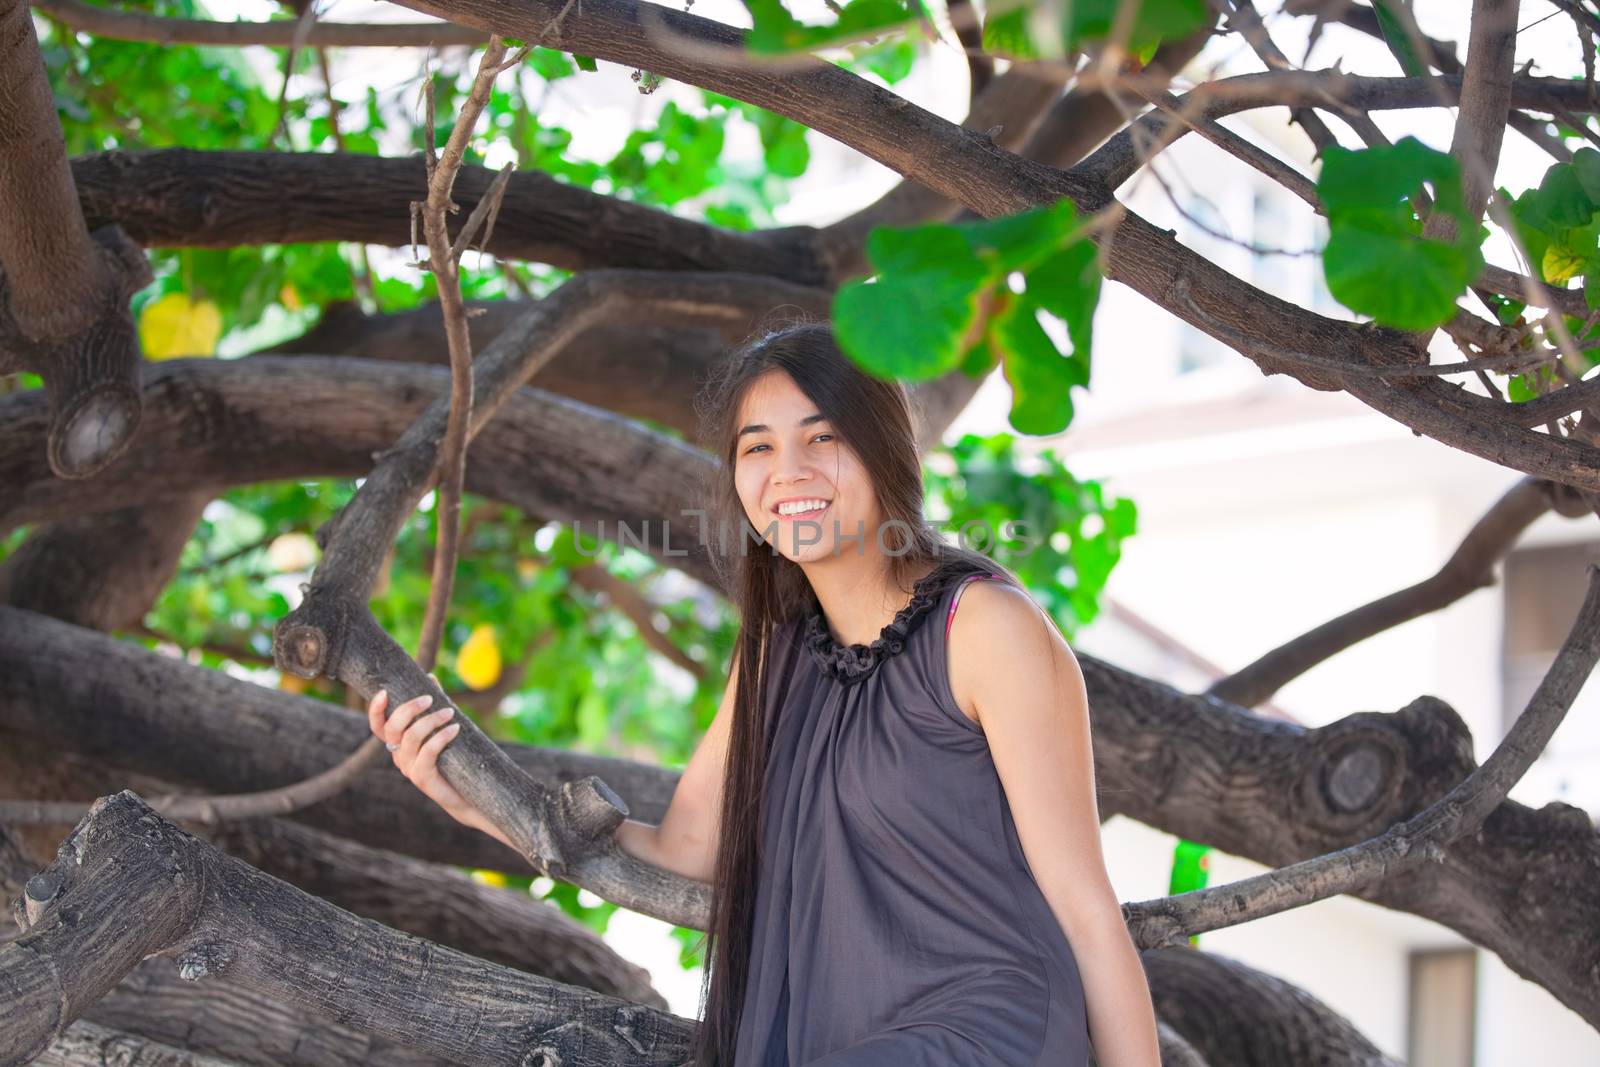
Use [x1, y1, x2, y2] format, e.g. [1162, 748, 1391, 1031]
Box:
[370, 322, 1160, 1066]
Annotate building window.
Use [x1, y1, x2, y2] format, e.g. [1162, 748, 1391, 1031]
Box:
[1407, 947, 1476, 1067]
[1502, 541, 1600, 736]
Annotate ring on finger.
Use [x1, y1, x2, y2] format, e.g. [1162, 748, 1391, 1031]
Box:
[386, 742, 400, 751]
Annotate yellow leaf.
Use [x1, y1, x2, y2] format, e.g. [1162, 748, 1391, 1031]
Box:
[457, 623, 502, 691]
[470, 869, 509, 888]
[279, 283, 303, 311]
[1543, 245, 1585, 285]
[278, 672, 311, 694]
[139, 293, 222, 359]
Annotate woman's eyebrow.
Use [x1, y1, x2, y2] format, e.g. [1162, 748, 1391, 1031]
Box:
[737, 413, 827, 439]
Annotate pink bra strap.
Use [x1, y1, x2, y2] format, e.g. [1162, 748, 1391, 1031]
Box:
[946, 573, 1001, 640]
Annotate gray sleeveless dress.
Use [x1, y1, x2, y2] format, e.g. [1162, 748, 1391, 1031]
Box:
[733, 558, 1091, 1066]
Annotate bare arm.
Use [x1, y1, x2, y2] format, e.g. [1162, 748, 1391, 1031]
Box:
[615, 657, 739, 886]
[952, 582, 1160, 1067]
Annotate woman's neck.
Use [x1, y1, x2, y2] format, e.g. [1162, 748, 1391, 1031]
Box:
[801, 556, 941, 648]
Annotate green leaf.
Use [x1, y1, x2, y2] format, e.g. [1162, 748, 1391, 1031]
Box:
[1322, 225, 1483, 330]
[1026, 237, 1101, 362]
[1371, 0, 1429, 77]
[1319, 136, 1462, 222]
[982, 4, 1037, 59]
[1168, 839, 1212, 896]
[1317, 138, 1484, 329]
[529, 47, 576, 81]
[850, 38, 918, 82]
[832, 228, 990, 379]
[1534, 162, 1598, 230]
[957, 197, 1082, 273]
[572, 54, 598, 72]
[997, 300, 1078, 435]
[1587, 270, 1600, 311]
[1061, 0, 1209, 53]
[744, 0, 926, 55]
[1573, 147, 1600, 204]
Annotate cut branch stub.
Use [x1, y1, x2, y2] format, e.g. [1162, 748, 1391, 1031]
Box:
[270, 603, 710, 924]
[0, 0, 151, 479]
[0, 225, 150, 479]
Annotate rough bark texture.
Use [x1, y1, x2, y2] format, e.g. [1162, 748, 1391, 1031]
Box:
[0, 494, 208, 630]
[0, 1, 149, 478]
[0, 739, 666, 1009]
[5, 600, 1600, 1026]
[0, 791, 696, 1067]
[1143, 947, 1400, 1066]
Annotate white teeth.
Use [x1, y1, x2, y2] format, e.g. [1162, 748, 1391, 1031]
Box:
[777, 499, 830, 516]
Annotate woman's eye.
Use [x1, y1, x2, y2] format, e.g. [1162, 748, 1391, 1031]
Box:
[743, 434, 829, 456]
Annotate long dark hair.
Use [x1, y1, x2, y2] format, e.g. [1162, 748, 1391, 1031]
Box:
[685, 318, 1017, 1065]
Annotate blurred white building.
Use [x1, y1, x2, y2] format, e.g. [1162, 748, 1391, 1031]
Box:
[946, 68, 1600, 1067]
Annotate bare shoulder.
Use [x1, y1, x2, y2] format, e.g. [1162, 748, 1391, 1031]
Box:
[947, 579, 1066, 730]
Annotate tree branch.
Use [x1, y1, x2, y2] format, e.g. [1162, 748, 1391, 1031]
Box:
[0, 0, 149, 478]
[1209, 476, 1583, 707]
[32, 0, 488, 47]
[0, 791, 695, 1066]
[1126, 564, 1600, 947]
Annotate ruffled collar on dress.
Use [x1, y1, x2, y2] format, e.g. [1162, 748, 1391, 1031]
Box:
[800, 558, 977, 685]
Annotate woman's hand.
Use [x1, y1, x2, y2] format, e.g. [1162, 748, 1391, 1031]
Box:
[367, 688, 479, 829]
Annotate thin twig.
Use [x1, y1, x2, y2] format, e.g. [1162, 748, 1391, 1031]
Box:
[1209, 476, 1577, 708]
[271, 0, 323, 150]
[416, 36, 518, 674]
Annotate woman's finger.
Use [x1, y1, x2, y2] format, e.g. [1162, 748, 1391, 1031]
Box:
[381, 693, 434, 747]
[397, 707, 455, 765]
[414, 720, 463, 785]
[367, 689, 389, 737]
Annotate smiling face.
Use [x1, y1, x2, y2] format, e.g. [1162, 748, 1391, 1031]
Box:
[732, 369, 883, 565]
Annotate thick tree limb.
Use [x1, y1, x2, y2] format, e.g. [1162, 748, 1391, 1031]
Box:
[32, 0, 488, 47]
[1144, 946, 1399, 1067]
[0, 0, 149, 478]
[7, 594, 1600, 1023]
[0, 740, 664, 1007]
[1126, 563, 1600, 947]
[0, 358, 723, 587]
[0, 791, 695, 1067]
[67, 149, 831, 286]
[1210, 476, 1584, 708]
[267, 305, 723, 438]
[0, 812, 477, 1067]
[30, 1021, 246, 1067]
[0, 494, 208, 631]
